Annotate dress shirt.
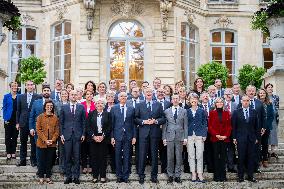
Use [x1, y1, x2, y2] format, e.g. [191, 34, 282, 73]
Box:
[157, 99, 165, 110]
[27, 93, 33, 107]
[132, 98, 139, 108]
[242, 107, 250, 120]
[172, 106, 179, 116]
[146, 100, 153, 111]
[202, 103, 209, 116]
[233, 94, 239, 104]
[97, 112, 103, 133]
[70, 102, 77, 114]
[191, 108, 197, 117]
[225, 101, 231, 112]
[120, 104, 127, 122]
[250, 99, 255, 109]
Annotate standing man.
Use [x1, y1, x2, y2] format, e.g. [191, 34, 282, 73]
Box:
[214, 79, 224, 98]
[162, 94, 188, 183]
[232, 83, 242, 106]
[129, 80, 138, 94]
[60, 90, 86, 184]
[139, 81, 149, 101]
[152, 77, 162, 100]
[16, 80, 40, 166]
[232, 95, 260, 182]
[135, 87, 166, 184]
[51, 79, 64, 102]
[111, 92, 136, 183]
[208, 85, 217, 107]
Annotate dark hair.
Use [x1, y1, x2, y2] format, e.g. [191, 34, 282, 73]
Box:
[42, 83, 51, 91]
[264, 83, 273, 89]
[130, 80, 136, 84]
[163, 84, 173, 96]
[142, 81, 149, 85]
[84, 80, 96, 94]
[9, 81, 18, 88]
[65, 83, 74, 90]
[43, 100, 55, 114]
[84, 89, 94, 96]
[257, 88, 271, 105]
[193, 77, 205, 92]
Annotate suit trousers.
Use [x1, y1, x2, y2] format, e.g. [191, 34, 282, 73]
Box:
[38, 147, 56, 178]
[187, 135, 204, 173]
[159, 139, 167, 173]
[261, 130, 270, 161]
[167, 140, 183, 177]
[19, 126, 36, 163]
[4, 122, 18, 154]
[237, 141, 256, 179]
[107, 143, 115, 172]
[64, 132, 81, 179]
[81, 140, 91, 168]
[58, 138, 65, 173]
[213, 141, 227, 181]
[204, 134, 214, 172]
[227, 141, 236, 170]
[90, 140, 107, 178]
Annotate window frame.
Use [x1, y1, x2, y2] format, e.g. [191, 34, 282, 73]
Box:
[262, 34, 274, 71]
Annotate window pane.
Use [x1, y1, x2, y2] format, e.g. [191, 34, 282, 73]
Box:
[54, 41, 61, 56]
[64, 54, 71, 69]
[225, 31, 234, 43]
[263, 48, 273, 61]
[181, 54, 186, 86]
[225, 47, 235, 61]
[54, 56, 60, 71]
[26, 44, 36, 56]
[12, 29, 22, 40]
[11, 58, 21, 72]
[189, 44, 195, 58]
[226, 61, 234, 87]
[110, 22, 143, 38]
[129, 42, 144, 86]
[110, 41, 125, 85]
[181, 23, 186, 38]
[212, 32, 221, 43]
[181, 41, 186, 56]
[26, 28, 36, 40]
[54, 71, 61, 81]
[64, 22, 71, 35]
[11, 44, 22, 59]
[189, 28, 195, 40]
[212, 47, 222, 61]
[64, 39, 71, 54]
[55, 23, 62, 37]
[264, 61, 273, 70]
[64, 70, 71, 84]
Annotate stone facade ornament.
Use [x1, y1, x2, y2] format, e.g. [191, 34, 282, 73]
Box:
[160, 0, 175, 41]
[214, 15, 233, 28]
[110, 0, 144, 18]
[55, 4, 68, 21]
[184, 9, 196, 25]
[83, 0, 96, 40]
[20, 13, 34, 26]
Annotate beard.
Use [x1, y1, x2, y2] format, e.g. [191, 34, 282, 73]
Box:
[42, 94, 50, 99]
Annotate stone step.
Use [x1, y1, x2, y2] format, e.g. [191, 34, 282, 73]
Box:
[0, 150, 31, 157]
[0, 144, 31, 151]
[0, 180, 284, 189]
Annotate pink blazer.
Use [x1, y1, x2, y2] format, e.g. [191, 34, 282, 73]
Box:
[81, 101, 96, 117]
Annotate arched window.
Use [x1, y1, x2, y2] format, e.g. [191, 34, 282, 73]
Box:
[210, 29, 237, 87]
[9, 26, 38, 83]
[52, 21, 71, 83]
[108, 20, 144, 88]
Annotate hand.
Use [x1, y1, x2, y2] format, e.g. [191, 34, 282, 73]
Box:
[220, 136, 227, 140]
[151, 119, 157, 124]
[255, 139, 258, 144]
[132, 138, 136, 145]
[61, 135, 65, 144]
[163, 139, 167, 146]
[216, 135, 221, 140]
[202, 137, 206, 142]
[97, 136, 104, 143]
[16, 124, 20, 131]
[233, 139, 237, 145]
[111, 138, 115, 147]
[46, 140, 53, 145]
[30, 129, 35, 136]
[143, 120, 150, 125]
[183, 139, 188, 145]
[81, 136, 85, 142]
[261, 128, 266, 136]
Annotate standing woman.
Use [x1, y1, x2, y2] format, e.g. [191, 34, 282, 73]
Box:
[94, 82, 107, 102]
[65, 83, 74, 94]
[187, 94, 207, 182]
[163, 84, 173, 102]
[3, 82, 19, 160]
[36, 100, 59, 184]
[84, 80, 97, 96]
[257, 88, 274, 167]
[87, 98, 111, 183]
[81, 90, 96, 174]
[105, 91, 116, 112]
[193, 78, 205, 97]
[265, 83, 280, 158]
[208, 97, 232, 182]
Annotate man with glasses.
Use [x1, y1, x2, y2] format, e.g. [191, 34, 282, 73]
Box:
[51, 79, 64, 102]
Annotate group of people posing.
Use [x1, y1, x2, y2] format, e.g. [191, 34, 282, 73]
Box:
[2, 77, 279, 185]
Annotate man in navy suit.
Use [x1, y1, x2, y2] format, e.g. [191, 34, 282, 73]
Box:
[60, 90, 86, 184]
[16, 80, 40, 167]
[135, 87, 166, 184]
[232, 95, 260, 183]
[232, 83, 242, 106]
[51, 79, 64, 102]
[214, 79, 224, 98]
[139, 81, 149, 101]
[111, 92, 136, 183]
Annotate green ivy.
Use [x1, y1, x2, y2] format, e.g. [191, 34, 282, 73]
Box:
[17, 56, 47, 85]
[3, 15, 22, 31]
[238, 64, 265, 91]
[197, 61, 229, 88]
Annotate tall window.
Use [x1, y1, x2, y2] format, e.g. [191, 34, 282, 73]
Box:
[9, 26, 38, 83]
[262, 34, 273, 71]
[181, 23, 198, 88]
[109, 20, 144, 88]
[52, 21, 71, 83]
[210, 30, 237, 87]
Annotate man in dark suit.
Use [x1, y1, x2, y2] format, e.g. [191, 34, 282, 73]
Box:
[139, 81, 149, 101]
[232, 83, 242, 106]
[51, 79, 64, 102]
[60, 90, 86, 184]
[156, 87, 171, 173]
[135, 87, 166, 184]
[232, 95, 260, 183]
[111, 92, 136, 183]
[214, 79, 224, 98]
[16, 80, 40, 167]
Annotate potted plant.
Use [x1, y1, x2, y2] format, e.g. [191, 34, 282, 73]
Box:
[251, 0, 284, 67]
[238, 64, 265, 91]
[197, 61, 229, 88]
[0, 0, 21, 45]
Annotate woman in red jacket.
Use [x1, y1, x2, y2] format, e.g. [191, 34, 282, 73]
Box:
[208, 97, 232, 182]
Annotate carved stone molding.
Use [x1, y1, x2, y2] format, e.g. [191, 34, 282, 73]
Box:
[214, 15, 233, 28]
[160, 0, 175, 41]
[184, 9, 196, 25]
[55, 4, 68, 21]
[21, 13, 34, 26]
[110, 0, 144, 18]
[83, 0, 96, 40]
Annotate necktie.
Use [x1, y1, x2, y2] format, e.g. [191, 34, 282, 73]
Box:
[121, 106, 124, 116]
[245, 109, 249, 122]
[210, 99, 214, 106]
[160, 100, 164, 110]
[204, 104, 208, 116]
[71, 105, 75, 115]
[147, 102, 151, 112]
[56, 92, 60, 101]
[133, 99, 137, 108]
[27, 93, 32, 108]
[250, 100, 254, 109]
[174, 108, 178, 122]
[218, 90, 221, 97]
[226, 103, 230, 112]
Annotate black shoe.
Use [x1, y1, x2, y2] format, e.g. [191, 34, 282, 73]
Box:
[228, 168, 237, 173]
[255, 169, 262, 173]
[64, 178, 72, 184]
[151, 178, 158, 183]
[116, 178, 123, 183]
[139, 178, 144, 184]
[167, 177, 173, 183]
[175, 177, 182, 183]
[238, 178, 244, 182]
[247, 177, 258, 183]
[31, 162, 37, 167]
[207, 169, 214, 173]
[73, 178, 80, 184]
[184, 168, 190, 173]
[124, 179, 129, 183]
[16, 161, 26, 167]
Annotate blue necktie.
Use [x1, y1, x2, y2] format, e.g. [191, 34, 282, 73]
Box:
[218, 90, 221, 97]
[250, 100, 255, 109]
[147, 102, 151, 112]
[245, 109, 249, 123]
[174, 108, 178, 122]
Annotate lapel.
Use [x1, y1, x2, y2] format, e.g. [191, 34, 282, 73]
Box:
[239, 108, 246, 122]
[177, 107, 183, 120]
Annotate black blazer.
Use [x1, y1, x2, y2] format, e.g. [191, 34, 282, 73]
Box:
[232, 108, 260, 143]
[16, 93, 40, 127]
[86, 110, 111, 143]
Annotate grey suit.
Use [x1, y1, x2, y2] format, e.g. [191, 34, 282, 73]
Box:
[162, 107, 188, 177]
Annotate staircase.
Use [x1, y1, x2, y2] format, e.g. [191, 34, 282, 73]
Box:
[0, 124, 283, 188]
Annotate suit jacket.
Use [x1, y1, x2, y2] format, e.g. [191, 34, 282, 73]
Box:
[2, 93, 18, 121]
[224, 101, 238, 115]
[215, 88, 225, 98]
[59, 103, 86, 140]
[162, 107, 188, 141]
[111, 104, 136, 141]
[208, 110, 232, 142]
[232, 95, 242, 105]
[254, 99, 266, 129]
[86, 110, 111, 143]
[126, 98, 141, 109]
[16, 93, 40, 127]
[81, 101, 96, 117]
[156, 99, 172, 111]
[232, 108, 260, 143]
[135, 101, 166, 138]
[187, 108, 207, 137]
